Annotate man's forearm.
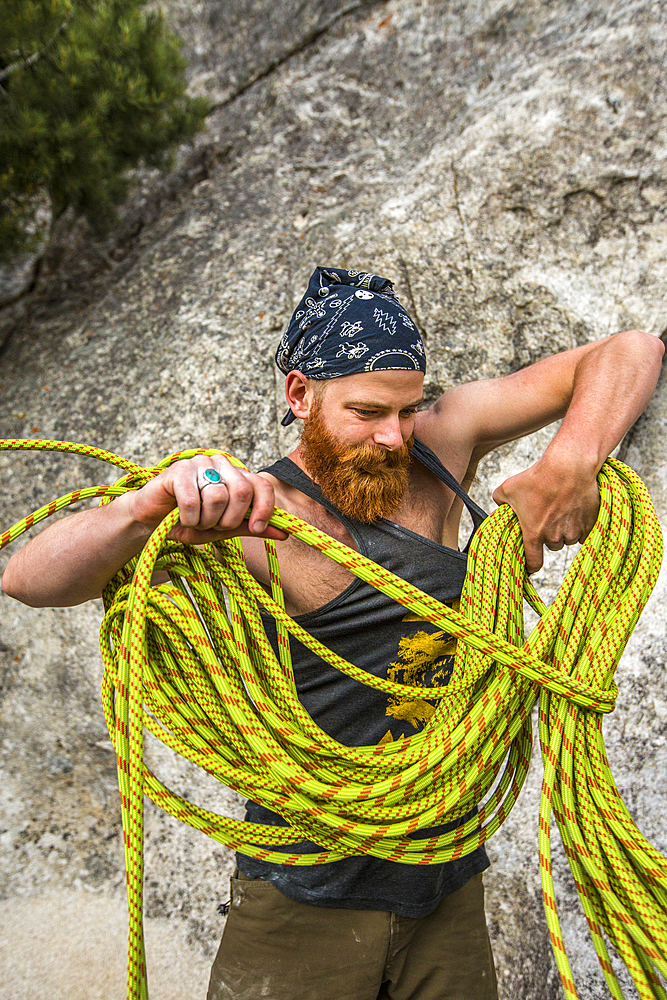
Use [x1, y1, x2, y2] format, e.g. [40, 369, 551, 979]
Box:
[544, 330, 664, 473]
[491, 329, 663, 572]
[2, 453, 285, 609]
[2, 494, 152, 607]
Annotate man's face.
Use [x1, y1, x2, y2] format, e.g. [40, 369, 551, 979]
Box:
[299, 370, 424, 522]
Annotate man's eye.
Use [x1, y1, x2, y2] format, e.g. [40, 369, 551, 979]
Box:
[400, 408, 417, 416]
[353, 409, 377, 416]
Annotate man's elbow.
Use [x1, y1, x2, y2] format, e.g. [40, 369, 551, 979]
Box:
[616, 328, 665, 364]
[1, 556, 64, 608]
[2, 560, 40, 605]
[2, 560, 38, 607]
[1, 573, 93, 607]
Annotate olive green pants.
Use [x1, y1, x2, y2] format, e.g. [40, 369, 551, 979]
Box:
[207, 872, 498, 1000]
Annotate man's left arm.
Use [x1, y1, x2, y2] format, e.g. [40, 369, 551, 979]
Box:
[418, 330, 664, 572]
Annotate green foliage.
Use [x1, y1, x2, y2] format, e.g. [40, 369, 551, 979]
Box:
[0, 0, 210, 262]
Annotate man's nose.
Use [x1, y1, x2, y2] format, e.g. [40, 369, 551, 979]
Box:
[372, 417, 404, 450]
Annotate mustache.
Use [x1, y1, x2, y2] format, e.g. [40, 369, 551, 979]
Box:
[336, 441, 412, 475]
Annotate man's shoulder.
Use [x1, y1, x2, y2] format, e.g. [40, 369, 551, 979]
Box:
[413, 408, 476, 487]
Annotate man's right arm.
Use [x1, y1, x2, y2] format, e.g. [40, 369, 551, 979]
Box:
[2, 455, 285, 608]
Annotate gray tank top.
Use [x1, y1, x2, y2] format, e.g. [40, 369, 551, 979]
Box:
[237, 439, 490, 916]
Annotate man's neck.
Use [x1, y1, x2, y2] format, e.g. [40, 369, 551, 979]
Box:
[287, 443, 309, 475]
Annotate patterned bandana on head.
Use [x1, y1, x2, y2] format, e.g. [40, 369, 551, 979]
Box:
[275, 266, 426, 425]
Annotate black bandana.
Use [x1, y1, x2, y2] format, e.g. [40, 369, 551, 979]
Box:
[275, 267, 426, 425]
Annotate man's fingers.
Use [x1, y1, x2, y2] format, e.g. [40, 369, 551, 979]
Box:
[493, 463, 602, 576]
[170, 459, 232, 529]
[172, 474, 204, 527]
[494, 492, 541, 572]
[132, 457, 281, 543]
[523, 537, 544, 575]
[168, 522, 289, 546]
[197, 464, 277, 534]
[241, 475, 278, 535]
[234, 522, 289, 541]
[197, 481, 231, 530]
[208, 471, 253, 529]
[163, 458, 268, 533]
[577, 514, 598, 545]
[544, 539, 565, 552]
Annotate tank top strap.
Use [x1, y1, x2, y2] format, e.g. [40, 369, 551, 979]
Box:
[259, 456, 367, 550]
[410, 439, 487, 530]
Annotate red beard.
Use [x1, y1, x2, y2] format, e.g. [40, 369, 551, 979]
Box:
[300, 402, 412, 523]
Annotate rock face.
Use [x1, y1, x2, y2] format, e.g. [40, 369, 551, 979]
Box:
[1, 1, 667, 997]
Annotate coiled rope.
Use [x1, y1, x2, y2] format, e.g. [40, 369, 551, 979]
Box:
[1, 437, 665, 1000]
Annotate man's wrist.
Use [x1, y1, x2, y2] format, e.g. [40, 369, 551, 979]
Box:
[540, 434, 604, 482]
[110, 490, 159, 544]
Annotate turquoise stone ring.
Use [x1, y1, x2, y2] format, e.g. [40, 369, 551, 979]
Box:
[198, 467, 223, 490]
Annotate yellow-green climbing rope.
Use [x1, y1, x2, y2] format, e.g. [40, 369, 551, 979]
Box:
[1, 437, 665, 1000]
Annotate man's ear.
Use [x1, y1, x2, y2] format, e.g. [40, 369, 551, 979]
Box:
[285, 371, 311, 420]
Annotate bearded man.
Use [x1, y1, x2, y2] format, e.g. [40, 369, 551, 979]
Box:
[3, 266, 663, 1000]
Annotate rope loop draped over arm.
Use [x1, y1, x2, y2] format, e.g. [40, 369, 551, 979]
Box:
[0, 438, 664, 1000]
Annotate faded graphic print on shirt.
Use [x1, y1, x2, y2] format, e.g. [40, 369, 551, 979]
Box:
[379, 600, 459, 744]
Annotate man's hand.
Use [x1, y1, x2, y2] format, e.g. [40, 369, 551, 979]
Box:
[492, 453, 600, 574]
[129, 455, 288, 544]
[2, 455, 288, 608]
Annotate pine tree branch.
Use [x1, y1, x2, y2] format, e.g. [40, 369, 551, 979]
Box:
[0, 20, 69, 83]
